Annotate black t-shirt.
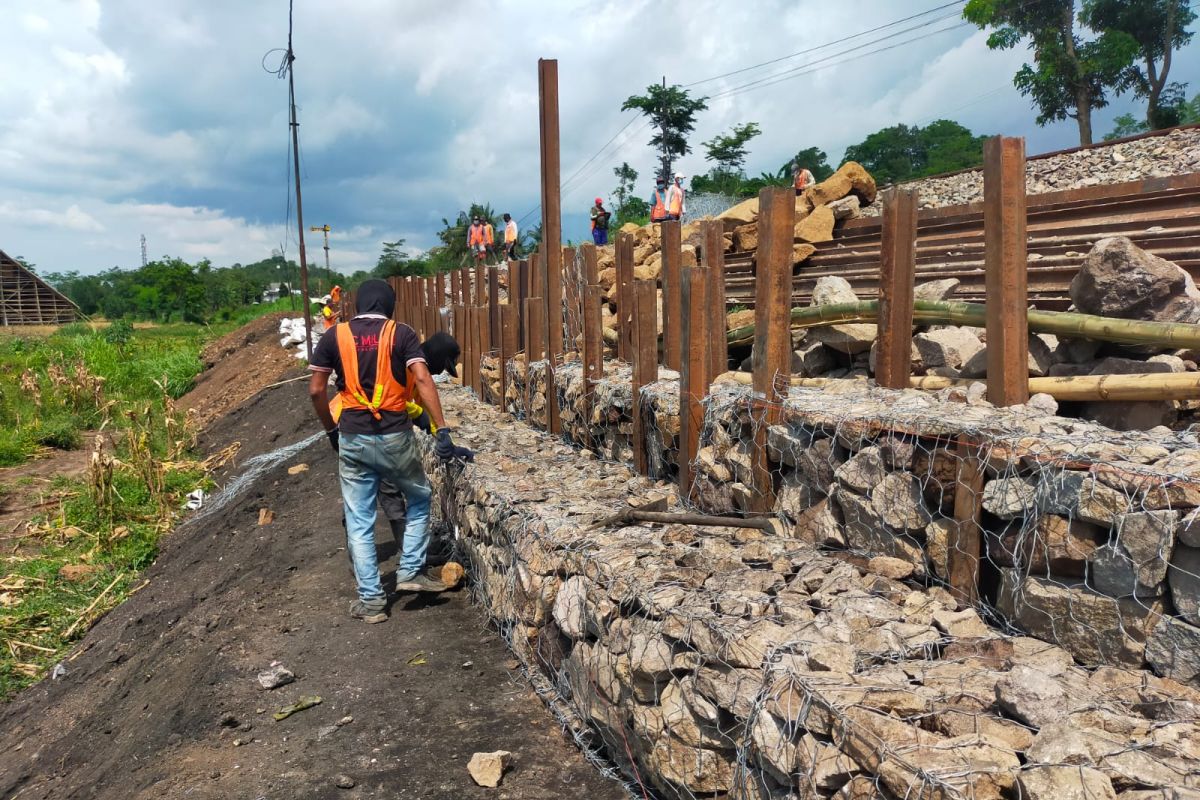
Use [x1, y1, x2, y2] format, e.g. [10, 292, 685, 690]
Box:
[309, 315, 426, 434]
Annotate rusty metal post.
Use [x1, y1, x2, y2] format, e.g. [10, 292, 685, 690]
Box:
[661, 219, 682, 370]
[679, 266, 709, 502]
[615, 233, 634, 361]
[478, 303, 492, 402]
[488, 267, 501, 350]
[632, 280, 658, 475]
[500, 303, 517, 411]
[876, 187, 919, 389]
[984, 136, 1029, 407]
[703, 220, 728, 381]
[525, 297, 545, 426]
[949, 439, 984, 605]
[749, 187, 795, 514]
[450, 269, 461, 305]
[563, 246, 580, 351]
[583, 284, 604, 450]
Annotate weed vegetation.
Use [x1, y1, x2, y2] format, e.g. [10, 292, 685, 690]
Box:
[0, 310, 282, 699]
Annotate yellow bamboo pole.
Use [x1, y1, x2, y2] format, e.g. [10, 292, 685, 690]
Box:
[716, 370, 1200, 402]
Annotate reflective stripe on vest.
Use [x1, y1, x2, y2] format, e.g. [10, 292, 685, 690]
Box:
[334, 320, 413, 421]
[651, 190, 668, 221]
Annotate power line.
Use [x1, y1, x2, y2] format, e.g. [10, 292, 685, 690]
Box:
[682, 0, 966, 88]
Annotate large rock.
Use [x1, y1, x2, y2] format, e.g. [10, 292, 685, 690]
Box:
[871, 473, 930, 532]
[1168, 545, 1200, 625]
[795, 205, 836, 244]
[1070, 236, 1200, 324]
[811, 275, 859, 306]
[835, 488, 924, 568]
[717, 197, 759, 232]
[808, 323, 877, 355]
[913, 278, 960, 302]
[827, 195, 861, 221]
[960, 334, 1054, 378]
[1089, 510, 1177, 597]
[804, 172, 854, 207]
[733, 222, 758, 252]
[836, 161, 878, 205]
[792, 497, 846, 547]
[793, 340, 837, 377]
[998, 571, 1162, 668]
[914, 328, 984, 370]
[1145, 615, 1200, 685]
[834, 446, 886, 493]
[1016, 765, 1116, 800]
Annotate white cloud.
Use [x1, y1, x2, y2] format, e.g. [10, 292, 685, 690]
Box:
[0, 202, 105, 232]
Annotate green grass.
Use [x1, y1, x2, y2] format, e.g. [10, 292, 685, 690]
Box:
[0, 319, 250, 699]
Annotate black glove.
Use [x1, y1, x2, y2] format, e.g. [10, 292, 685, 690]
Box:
[413, 410, 432, 434]
[434, 428, 456, 460]
[326, 427, 340, 452]
[452, 444, 475, 462]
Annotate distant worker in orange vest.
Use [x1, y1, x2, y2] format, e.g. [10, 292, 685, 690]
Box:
[503, 213, 518, 260]
[590, 198, 611, 246]
[666, 173, 686, 220]
[467, 216, 487, 264]
[649, 177, 670, 223]
[320, 285, 343, 331]
[793, 163, 815, 195]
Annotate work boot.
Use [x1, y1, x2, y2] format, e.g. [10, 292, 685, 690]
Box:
[394, 569, 447, 593]
[349, 598, 388, 624]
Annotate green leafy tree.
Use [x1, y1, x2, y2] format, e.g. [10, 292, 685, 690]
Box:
[375, 238, 411, 277]
[964, 0, 1138, 145]
[1104, 112, 1149, 139]
[621, 83, 709, 182]
[702, 122, 762, 176]
[781, 147, 834, 182]
[842, 120, 989, 185]
[612, 162, 638, 216]
[614, 197, 650, 229]
[1082, 0, 1195, 129]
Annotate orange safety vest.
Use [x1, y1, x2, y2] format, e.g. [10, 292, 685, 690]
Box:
[468, 225, 485, 247]
[484, 224, 494, 245]
[650, 190, 668, 221]
[668, 187, 683, 217]
[794, 169, 813, 191]
[321, 305, 338, 330]
[334, 320, 413, 421]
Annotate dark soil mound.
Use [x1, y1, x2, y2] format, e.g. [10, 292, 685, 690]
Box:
[179, 313, 302, 430]
[0, 378, 625, 800]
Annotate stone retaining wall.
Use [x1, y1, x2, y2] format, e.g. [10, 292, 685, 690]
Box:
[500, 360, 1200, 686]
[433, 384, 1200, 799]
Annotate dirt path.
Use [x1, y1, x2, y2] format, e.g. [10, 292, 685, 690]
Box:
[0, 377, 628, 800]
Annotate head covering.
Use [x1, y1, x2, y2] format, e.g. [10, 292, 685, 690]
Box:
[355, 278, 395, 316]
[675, 172, 685, 180]
[421, 331, 460, 377]
[594, 197, 603, 205]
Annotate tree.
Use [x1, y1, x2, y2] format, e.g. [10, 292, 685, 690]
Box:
[964, 0, 1137, 145]
[842, 120, 989, 185]
[1082, 0, 1196, 129]
[13, 256, 37, 274]
[781, 147, 834, 182]
[621, 83, 708, 182]
[702, 122, 762, 176]
[375, 239, 410, 277]
[1104, 112, 1149, 140]
[612, 162, 639, 216]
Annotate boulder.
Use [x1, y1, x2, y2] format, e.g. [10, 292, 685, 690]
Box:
[835, 488, 924, 568]
[827, 195, 861, 221]
[1168, 545, 1200, 625]
[1088, 511, 1177, 597]
[913, 278, 960, 302]
[1145, 615, 1200, 685]
[808, 323, 877, 355]
[733, 222, 758, 252]
[804, 172, 854, 207]
[793, 340, 837, 377]
[792, 243, 816, 264]
[871, 473, 930, 532]
[795, 205, 836, 244]
[1016, 766, 1116, 800]
[834, 446, 887, 493]
[1083, 400, 1178, 431]
[913, 328, 984, 370]
[1070, 236, 1200, 324]
[960, 334, 1054, 378]
[986, 515, 1102, 577]
[811, 275, 859, 306]
[467, 751, 512, 788]
[836, 161, 878, 205]
[995, 664, 1072, 728]
[792, 498, 846, 547]
[717, 197, 759, 232]
[796, 437, 841, 494]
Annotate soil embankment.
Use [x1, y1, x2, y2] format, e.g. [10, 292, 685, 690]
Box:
[0, 374, 627, 800]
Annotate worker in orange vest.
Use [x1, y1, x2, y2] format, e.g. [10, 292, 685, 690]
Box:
[320, 285, 343, 330]
[483, 218, 496, 263]
[793, 163, 815, 195]
[467, 216, 487, 264]
[667, 173, 686, 220]
[649, 177, 670, 223]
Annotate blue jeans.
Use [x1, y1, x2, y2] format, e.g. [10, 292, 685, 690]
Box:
[338, 431, 432, 602]
[592, 227, 608, 246]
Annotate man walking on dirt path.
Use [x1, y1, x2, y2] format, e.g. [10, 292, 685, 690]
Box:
[308, 279, 466, 623]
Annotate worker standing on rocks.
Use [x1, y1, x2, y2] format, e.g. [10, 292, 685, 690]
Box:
[590, 198, 610, 246]
[468, 216, 488, 264]
[793, 163, 815, 195]
[309, 279, 466, 623]
[650, 177, 670, 223]
[483, 217, 497, 264]
[503, 213, 518, 261]
[667, 173, 686, 220]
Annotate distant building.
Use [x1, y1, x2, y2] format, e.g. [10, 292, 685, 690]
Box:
[263, 282, 289, 302]
[0, 249, 81, 326]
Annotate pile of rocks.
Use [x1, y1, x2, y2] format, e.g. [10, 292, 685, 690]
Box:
[430, 384, 1200, 799]
[859, 126, 1200, 216]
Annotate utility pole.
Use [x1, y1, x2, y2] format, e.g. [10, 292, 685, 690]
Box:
[140, 234, 147, 267]
[285, 0, 314, 359]
[310, 224, 332, 291]
[661, 75, 668, 184]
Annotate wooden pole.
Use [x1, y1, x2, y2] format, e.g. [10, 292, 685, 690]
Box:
[615, 233, 634, 362]
[876, 186, 919, 389]
[583, 284, 605, 449]
[461, 267, 472, 305]
[436, 272, 446, 310]
[538, 59, 564, 363]
[632, 280, 658, 475]
[749, 187, 795, 515]
[949, 439, 984, 605]
[661, 219, 682, 370]
[679, 266, 709, 502]
[475, 263, 486, 310]
[450, 269, 461, 305]
[563, 246, 580, 351]
[581, 242, 599, 285]
[500, 303, 517, 411]
[983, 136, 1029, 407]
[703, 220, 727, 381]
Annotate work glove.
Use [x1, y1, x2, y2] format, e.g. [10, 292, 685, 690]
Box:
[413, 410, 433, 435]
[452, 444, 475, 463]
[434, 428, 457, 461]
[325, 427, 340, 453]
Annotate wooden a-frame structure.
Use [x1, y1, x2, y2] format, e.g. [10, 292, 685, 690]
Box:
[0, 249, 80, 326]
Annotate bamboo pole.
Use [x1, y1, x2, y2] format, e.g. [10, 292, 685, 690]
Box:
[718, 370, 1200, 402]
[725, 300, 1200, 351]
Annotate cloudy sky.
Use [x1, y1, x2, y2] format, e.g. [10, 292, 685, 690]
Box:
[2, 0, 1197, 276]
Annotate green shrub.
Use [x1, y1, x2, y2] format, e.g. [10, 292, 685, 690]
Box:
[0, 435, 32, 467]
[35, 418, 83, 451]
[103, 319, 134, 345]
